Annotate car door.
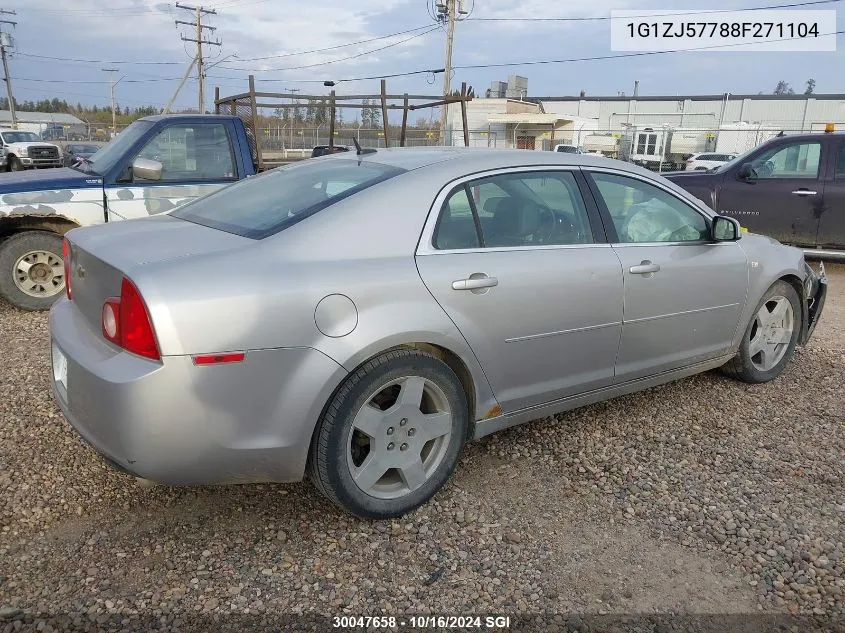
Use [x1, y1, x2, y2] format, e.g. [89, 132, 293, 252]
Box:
[816, 137, 845, 249]
[104, 122, 239, 221]
[715, 138, 827, 247]
[415, 168, 624, 414]
[583, 169, 749, 383]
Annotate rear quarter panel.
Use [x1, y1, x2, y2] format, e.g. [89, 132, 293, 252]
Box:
[135, 170, 500, 421]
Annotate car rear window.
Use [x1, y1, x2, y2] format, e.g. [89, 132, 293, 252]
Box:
[171, 158, 406, 239]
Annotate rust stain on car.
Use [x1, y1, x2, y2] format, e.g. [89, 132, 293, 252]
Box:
[484, 404, 503, 419]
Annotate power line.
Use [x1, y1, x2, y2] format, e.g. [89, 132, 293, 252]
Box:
[219, 27, 439, 73]
[12, 26, 843, 89]
[9, 24, 434, 67]
[212, 26, 844, 84]
[451, 28, 845, 70]
[231, 24, 434, 62]
[13, 52, 185, 66]
[465, 0, 841, 21]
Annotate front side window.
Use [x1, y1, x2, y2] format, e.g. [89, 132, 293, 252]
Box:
[750, 141, 821, 179]
[433, 170, 594, 249]
[590, 172, 709, 244]
[134, 123, 236, 182]
[172, 158, 406, 239]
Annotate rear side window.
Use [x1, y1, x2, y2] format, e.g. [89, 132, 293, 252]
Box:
[171, 159, 406, 239]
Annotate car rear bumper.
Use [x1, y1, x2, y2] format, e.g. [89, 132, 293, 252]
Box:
[49, 298, 348, 486]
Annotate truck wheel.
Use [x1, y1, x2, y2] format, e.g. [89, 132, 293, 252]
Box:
[8, 156, 24, 171]
[308, 349, 469, 519]
[0, 231, 66, 311]
[720, 280, 801, 383]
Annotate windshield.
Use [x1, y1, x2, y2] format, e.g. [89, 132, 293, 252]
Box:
[73, 145, 99, 154]
[171, 158, 407, 239]
[78, 120, 154, 176]
[2, 132, 40, 143]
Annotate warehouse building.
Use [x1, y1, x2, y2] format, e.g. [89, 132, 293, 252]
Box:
[0, 111, 87, 138]
[446, 89, 845, 161]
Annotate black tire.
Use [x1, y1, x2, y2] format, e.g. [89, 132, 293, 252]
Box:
[308, 349, 470, 519]
[8, 155, 24, 171]
[720, 280, 802, 383]
[0, 231, 66, 311]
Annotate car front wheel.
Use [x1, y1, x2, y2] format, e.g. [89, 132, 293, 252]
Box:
[720, 280, 801, 383]
[308, 349, 469, 519]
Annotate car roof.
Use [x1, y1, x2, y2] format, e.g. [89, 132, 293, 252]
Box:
[319, 146, 645, 173]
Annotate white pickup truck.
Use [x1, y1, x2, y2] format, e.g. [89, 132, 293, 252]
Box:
[0, 129, 63, 171]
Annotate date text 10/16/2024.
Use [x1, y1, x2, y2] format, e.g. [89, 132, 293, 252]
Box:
[332, 615, 512, 629]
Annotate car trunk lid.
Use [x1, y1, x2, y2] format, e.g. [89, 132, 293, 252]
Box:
[65, 215, 254, 341]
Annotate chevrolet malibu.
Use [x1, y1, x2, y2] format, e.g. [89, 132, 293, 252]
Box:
[49, 148, 828, 519]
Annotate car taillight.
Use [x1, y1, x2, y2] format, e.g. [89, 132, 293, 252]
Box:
[101, 277, 161, 361]
[62, 238, 72, 300]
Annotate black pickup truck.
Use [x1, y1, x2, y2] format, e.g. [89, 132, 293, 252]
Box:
[663, 132, 845, 256]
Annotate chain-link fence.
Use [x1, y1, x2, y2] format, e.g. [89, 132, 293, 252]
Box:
[439, 124, 834, 171]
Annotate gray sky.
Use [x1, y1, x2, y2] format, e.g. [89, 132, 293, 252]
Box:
[6, 0, 845, 111]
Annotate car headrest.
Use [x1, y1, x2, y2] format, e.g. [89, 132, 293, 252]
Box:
[483, 196, 508, 215]
[490, 197, 539, 236]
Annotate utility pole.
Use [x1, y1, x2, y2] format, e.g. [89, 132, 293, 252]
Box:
[102, 68, 121, 137]
[0, 9, 17, 129]
[436, 0, 468, 145]
[437, 0, 456, 145]
[175, 3, 221, 114]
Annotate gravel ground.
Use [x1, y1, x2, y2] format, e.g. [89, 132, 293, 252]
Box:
[0, 265, 843, 632]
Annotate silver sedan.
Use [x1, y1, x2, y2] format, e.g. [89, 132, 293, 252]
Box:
[49, 148, 828, 518]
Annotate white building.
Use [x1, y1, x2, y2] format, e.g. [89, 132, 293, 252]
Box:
[447, 92, 845, 156]
[0, 110, 87, 137]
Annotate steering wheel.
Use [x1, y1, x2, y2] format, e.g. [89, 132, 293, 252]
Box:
[529, 201, 581, 244]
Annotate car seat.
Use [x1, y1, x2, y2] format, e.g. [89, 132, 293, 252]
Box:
[485, 196, 539, 246]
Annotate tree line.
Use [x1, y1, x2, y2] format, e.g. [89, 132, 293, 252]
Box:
[0, 97, 161, 126]
[274, 98, 385, 127]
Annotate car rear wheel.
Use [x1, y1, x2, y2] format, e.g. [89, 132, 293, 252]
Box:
[308, 349, 469, 519]
[0, 231, 66, 311]
[720, 280, 801, 383]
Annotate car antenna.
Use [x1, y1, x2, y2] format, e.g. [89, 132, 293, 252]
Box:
[351, 136, 376, 156]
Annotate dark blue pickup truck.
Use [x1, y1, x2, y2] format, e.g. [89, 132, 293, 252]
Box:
[0, 114, 261, 310]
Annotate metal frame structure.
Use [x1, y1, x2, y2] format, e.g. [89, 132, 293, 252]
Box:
[214, 74, 474, 171]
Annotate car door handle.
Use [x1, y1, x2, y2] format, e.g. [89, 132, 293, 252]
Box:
[452, 276, 498, 290]
[629, 262, 660, 275]
[792, 189, 818, 196]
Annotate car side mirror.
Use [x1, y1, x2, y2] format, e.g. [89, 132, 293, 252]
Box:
[711, 215, 742, 242]
[132, 157, 163, 181]
[737, 162, 757, 182]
